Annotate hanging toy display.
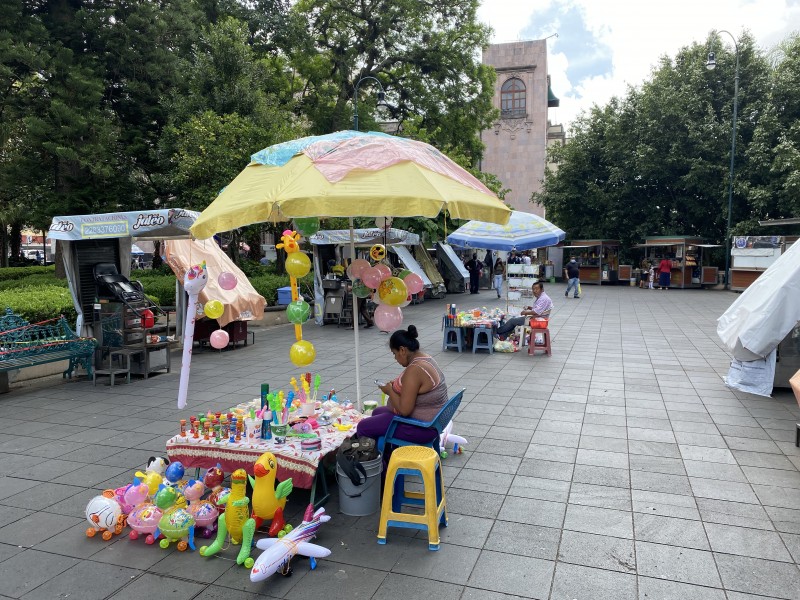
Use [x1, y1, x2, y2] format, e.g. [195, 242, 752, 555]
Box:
[178, 261, 208, 409]
[278, 230, 315, 367]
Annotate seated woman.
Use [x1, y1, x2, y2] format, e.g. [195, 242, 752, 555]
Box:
[356, 325, 449, 446]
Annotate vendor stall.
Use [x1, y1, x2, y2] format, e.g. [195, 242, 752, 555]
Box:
[640, 236, 720, 289]
[730, 235, 799, 292]
[308, 228, 422, 325]
[562, 240, 620, 284]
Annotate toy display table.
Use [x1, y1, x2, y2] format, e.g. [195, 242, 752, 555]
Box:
[165, 409, 363, 506]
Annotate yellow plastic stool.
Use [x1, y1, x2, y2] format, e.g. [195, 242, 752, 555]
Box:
[377, 445, 447, 551]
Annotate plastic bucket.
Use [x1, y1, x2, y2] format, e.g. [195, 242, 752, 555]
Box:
[336, 455, 383, 516]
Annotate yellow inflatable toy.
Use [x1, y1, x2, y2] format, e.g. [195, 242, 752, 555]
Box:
[249, 452, 293, 529]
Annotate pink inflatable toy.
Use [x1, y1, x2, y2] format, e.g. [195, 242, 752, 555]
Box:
[183, 479, 220, 538]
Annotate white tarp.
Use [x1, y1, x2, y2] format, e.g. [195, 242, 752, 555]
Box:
[391, 246, 432, 287]
[718, 239, 800, 361]
[308, 228, 419, 246]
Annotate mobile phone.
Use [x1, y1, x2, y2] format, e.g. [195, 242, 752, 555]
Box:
[375, 379, 385, 386]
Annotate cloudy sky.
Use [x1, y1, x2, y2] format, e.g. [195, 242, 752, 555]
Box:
[477, 0, 800, 133]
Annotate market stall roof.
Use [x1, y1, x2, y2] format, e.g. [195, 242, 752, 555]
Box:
[48, 209, 198, 241]
[307, 228, 419, 246]
[760, 217, 800, 226]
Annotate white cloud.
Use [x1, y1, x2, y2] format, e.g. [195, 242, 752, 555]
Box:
[479, 0, 800, 133]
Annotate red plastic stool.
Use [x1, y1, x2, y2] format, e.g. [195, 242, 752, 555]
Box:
[528, 327, 551, 356]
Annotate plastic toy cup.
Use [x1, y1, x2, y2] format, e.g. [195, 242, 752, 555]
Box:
[244, 418, 261, 441]
[363, 400, 378, 416]
[272, 424, 288, 445]
[301, 402, 316, 417]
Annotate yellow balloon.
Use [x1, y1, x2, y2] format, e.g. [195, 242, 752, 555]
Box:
[289, 340, 316, 367]
[135, 471, 164, 497]
[370, 244, 386, 261]
[378, 277, 408, 307]
[204, 299, 224, 320]
[285, 252, 311, 278]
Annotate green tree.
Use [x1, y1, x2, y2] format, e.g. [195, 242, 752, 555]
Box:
[286, 0, 497, 165]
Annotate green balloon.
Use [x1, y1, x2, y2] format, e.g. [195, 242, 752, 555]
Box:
[353, 279, 372, 298]
[286, 300, 311, 324]
[397, 269, 411, 280]
[294, 217, 320, 237]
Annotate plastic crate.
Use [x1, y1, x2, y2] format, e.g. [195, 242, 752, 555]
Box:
[530, 317, 549, 329]
[277, 286, 292, 305]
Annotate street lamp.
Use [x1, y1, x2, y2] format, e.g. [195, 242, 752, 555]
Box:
[706, 30, 739, 290]
[352, 76, 387, 131]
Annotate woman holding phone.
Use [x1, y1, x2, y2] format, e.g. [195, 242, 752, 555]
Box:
[356, 325, 449, 445]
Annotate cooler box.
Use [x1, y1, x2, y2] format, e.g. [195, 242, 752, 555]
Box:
[277, 286, 292, 305]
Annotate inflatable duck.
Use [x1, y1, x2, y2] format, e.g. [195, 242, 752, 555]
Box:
[249, 452, 293, 528]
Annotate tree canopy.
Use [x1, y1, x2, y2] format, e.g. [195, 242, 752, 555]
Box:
[536, 31, 800, 252]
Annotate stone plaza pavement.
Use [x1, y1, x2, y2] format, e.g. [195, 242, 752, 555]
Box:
[0, 285, 799, 600]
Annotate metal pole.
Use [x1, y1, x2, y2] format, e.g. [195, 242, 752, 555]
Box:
[352, 76, 385, 132]
[717, 30, 739, 290]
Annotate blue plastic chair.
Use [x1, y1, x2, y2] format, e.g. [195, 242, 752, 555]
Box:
[377, 388, 465, 455]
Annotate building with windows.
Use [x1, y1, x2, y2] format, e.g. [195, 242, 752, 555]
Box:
[481, 39, 561, 216]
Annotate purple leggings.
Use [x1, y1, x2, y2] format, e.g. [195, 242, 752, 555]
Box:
[356, 406, 438, 445]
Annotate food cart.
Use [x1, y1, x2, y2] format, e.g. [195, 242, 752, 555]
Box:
[730, 235, 799, 292]
[639, 236, 719, 289]
[561, 240, 620, 284]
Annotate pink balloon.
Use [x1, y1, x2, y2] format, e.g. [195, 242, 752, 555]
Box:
[218, 272, 238, 290]
[374, 264, 392, 282]
[373, 305, 403, 332]
[361, 266, 383, 289]
[403, 273, 424, 295]
[210, 329, 229, 350]
[346, 259, 370, 280]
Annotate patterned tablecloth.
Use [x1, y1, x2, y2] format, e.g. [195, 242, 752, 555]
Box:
[165, 409, 363, 489]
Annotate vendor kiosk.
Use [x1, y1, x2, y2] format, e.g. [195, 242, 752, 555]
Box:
[730, 236, 798, 292]
[640, 236, 719, 289]
[562, 240, 620, 284]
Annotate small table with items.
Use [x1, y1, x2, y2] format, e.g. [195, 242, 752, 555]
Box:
[166, 402, 363, 507]
[442, 307, 504, 352]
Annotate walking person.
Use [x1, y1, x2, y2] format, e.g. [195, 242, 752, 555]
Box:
[465, 253, 482, 294]
[564, 258, 580, 298]
[648, 264, 655, 289]
[493, 257, 505, 299]
[658, 257, 672, 289]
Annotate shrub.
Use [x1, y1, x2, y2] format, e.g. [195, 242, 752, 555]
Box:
[133, 274, 177, 307]
[0, 285, 77, 324]
[0, 265, 56, 281]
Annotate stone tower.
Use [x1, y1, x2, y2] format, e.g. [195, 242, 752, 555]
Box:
[481, 40, 559, 216]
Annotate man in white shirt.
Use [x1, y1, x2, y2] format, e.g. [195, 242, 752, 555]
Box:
[495, 280, 553, 340]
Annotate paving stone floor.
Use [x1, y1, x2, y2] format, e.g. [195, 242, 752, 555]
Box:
[1, 285, 799, 599]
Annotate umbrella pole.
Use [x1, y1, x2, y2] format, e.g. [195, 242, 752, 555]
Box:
[349, 218, 363, 412]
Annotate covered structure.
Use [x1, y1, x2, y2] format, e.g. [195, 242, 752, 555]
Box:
[638, 236, 719, 289]
[561, 240, 620, 285]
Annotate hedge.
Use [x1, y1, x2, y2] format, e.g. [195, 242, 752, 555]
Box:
[0, 285, 77, 324]
[0, 265, 56, 281]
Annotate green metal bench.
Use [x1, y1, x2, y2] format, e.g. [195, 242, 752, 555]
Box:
[0, 308, 98, 393]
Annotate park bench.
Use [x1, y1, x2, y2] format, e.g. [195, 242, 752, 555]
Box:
[0, 308, 97, 393]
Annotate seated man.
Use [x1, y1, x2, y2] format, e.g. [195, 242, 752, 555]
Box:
[495, 280, 553, 340]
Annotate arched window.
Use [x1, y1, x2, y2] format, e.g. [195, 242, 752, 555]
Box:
[501, 78, 526, 119]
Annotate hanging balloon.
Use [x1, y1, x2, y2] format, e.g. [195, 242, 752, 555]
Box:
[373, 304, 403, 332]
[369, 244, 386, 261]
[374, 263, 392, 282]
[218, 272, 238, 290]
[210, 329, 229, 350]
[352, 279, 372, 299]
[399, 295, 412, 308]
[286, 300, 311, 324]
[289, 340, 316, 367]
[397, 269, 411, 280]
[378, 277, 408, 307]
[285, 252, 311, 278]
[371, 291, 384, 306]
[403, 273, 425, 295]
[361, 266, 383, 289]
[346, 258, 371, 280]
[204, 300, 225, 320]
[294, 217, 320, 237]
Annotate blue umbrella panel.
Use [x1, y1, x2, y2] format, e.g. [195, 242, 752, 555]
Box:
[446, 210, 565, 251]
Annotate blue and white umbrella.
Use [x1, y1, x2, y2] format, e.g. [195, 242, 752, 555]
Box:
[446, 210, 565, 251]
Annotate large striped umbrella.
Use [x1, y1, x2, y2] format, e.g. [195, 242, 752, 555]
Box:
[446, 210, 565, 251]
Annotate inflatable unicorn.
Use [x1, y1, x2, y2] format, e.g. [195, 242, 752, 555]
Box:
[178, 261, 207, 409]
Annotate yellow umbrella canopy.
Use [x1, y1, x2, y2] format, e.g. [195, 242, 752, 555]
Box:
[190, 131, 510, 239]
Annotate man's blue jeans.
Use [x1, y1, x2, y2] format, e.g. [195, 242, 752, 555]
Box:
[566, 277, 580, 297]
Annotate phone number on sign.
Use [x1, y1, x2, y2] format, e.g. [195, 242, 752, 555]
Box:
[81, 221, 129, 238]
